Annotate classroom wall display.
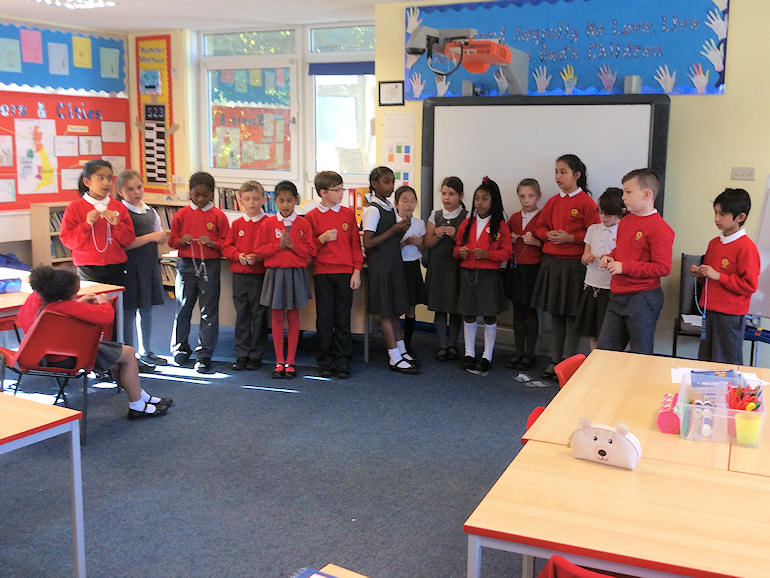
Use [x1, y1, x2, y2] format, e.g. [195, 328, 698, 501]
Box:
[211, 105, 291, 171]
[0, 90, 130, 210]
[135, 35, 174, 192]
[421, 95, 670, 219]
[0, 22, 126, 95]
[404, 0, 728, 100]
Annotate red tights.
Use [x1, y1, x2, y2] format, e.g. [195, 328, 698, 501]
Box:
[272, 308, 299, 364]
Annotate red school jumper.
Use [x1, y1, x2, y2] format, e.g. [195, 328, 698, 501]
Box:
[168, 204, 230, 257]
[253, 214, 316, 268]
[508, 210, 543, 265]
[221, 214, 268, 274]
[305, 205, 364, 274]
[535, 190, 599, 259]
[607, 211, 675, 294]
[59, 197, 135, 265]
[453, 218, 513, 268]
[699, 232, 760, 315]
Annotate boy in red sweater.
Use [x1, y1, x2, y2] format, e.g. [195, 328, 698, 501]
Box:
[597, 168, 675, 354]
[690, 188, 760, 364]
[168, 172, 230, 373]
[221, 180, 269, 371]
[305, 171, 364, 378]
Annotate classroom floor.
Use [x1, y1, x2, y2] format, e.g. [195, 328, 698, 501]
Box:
[0, 298, 560, 577]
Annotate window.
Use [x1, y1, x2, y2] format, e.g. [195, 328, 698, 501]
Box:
[203, 30, 295, 56]
[313, 73, 376, 175]
[310, 26, 374, 53]
[207, 67, 292, 171]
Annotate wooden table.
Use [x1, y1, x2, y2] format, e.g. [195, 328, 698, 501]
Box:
[319, 564, 368, 577]
[465, 440, 770, 578]
[0, 267, 125, 342]
[0, 394, 85, 577]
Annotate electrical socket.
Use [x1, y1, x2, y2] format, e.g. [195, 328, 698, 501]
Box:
[731, 166, 756, 181]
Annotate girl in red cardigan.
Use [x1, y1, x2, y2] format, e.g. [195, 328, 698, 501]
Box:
[254, 181, 315, 379]
[454, 177, 513, 376]
[59, 159, 135, 287]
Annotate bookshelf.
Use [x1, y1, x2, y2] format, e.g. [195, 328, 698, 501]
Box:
[30, 199, 186, 285]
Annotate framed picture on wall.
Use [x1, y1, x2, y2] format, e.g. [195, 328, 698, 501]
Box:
[379, 81, 404, 106]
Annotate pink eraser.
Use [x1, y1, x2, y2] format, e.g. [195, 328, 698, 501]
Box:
[657, 392, 680, 434]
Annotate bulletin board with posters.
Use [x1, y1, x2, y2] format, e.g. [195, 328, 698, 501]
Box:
[0, 90, 130, 210]
[211, 105, 291, 170]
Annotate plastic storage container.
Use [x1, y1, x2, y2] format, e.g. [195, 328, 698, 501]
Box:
[678, 370, 764, 448]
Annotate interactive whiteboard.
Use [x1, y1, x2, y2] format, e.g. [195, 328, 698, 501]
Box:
[421, 95, 670, 219]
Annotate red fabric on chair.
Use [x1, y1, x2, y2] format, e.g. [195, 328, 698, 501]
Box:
[99, 294, 120, 342]
[537, 554, 611, 577]
[522, 406, 546, 446]
[554, 354, 586, 388]
[0, 309, 104, 443]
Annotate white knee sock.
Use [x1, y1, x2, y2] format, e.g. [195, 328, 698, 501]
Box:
[139, 389, 161, 404]
[128, 399, 158, 413]
[464, 321, 478, 357]
[396, 339, 407, 354]
[388, 347, 402, 364]
[482, 323, 497, 361]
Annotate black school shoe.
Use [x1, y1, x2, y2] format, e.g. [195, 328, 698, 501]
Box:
[505, 354, 522, 369]
[172, 349, 191, 366]
[246, 358, 263, 370]
[194, 359, 212, 373]
[127, 402, 169, 420]
[470, 358, 491, 376]
[463, 356, 477, 372]
[232, 357, 249, 370]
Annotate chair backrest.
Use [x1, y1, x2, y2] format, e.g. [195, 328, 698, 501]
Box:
[554, 354, 586, 388]
[99, 294, 119, 342]
[679, 253, 705, 316]
[15, 310, 103, 374]
[522, 406, 546, 446]
[537, 554, 610, 577]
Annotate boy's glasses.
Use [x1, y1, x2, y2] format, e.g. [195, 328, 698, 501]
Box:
[328, 185, 345, 192]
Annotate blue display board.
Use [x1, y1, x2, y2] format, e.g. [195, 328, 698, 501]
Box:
[404, 0, 728, 99]
[0, 23, 125, 95]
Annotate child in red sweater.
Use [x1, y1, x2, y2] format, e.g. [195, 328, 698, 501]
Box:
[305, 171, 363, 379]
[254, 181, 315, 379]
[690, 188, 760, 364]
[60, 159, 136, 287]
[18, 266, 171, 419]
[598, 169, 675, 354]
[168, 172, 230, 373]
[221, 180, 269, 371]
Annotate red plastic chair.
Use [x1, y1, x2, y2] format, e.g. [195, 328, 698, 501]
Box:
[0, 310, 104, 444]
[554, 354, 586, 388]
[521, 406, 546, 446]
[537, 554, 610, 577]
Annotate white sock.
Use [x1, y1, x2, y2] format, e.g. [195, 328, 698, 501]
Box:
[482, 323, 497, 361]
[128, 399, 157, 413]
[396, 339, 407, 354]
[139, 389, 161, 404]
[464, 321, 478, 357]
[388, 347, 402, 364]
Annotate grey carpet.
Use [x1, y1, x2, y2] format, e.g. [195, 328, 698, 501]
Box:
[0, 299, 558, 577]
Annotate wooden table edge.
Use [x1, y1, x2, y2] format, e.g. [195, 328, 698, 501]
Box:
[0, 411, 82, 446]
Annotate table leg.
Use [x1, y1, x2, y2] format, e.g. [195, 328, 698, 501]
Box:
[467, 535, 481, 578]
[363, 279, 369, 363]
[115, 291, 124, 344]
[70, 420, 86, 577]
[521, 554, 534, 578]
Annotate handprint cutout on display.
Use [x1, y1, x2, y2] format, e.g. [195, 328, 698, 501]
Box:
[597, 64, 617, 92]
[532, 66, 551, 93]
[688, 63, 709, 94]
[406, 7, 422, 35]
[705, 9, 728, 40]
[560, 65, 577, 94]
[410, 72, 425, 98]
[435, 74, 450, 97]
[711, 0, 728, 13]
[701, 38, 725, 72]
[654, 65, 676, 93]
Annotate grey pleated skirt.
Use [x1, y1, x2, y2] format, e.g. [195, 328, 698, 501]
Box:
[260, 267, 311, 310]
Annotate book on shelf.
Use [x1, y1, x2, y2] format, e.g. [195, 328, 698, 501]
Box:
[50, 237, 71, 259]
[49, 209, 64, 232]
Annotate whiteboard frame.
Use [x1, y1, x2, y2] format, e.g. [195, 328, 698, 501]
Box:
[420, 94, 670, 220]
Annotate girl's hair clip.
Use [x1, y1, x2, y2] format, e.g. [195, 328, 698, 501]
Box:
[481, 176, 490, 183]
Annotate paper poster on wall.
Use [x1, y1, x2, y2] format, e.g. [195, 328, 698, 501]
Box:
[0, 135, 12, 166]
[102, 155, 126, 174]
[263, 113, 274, 138]
[101, 121, 126, 143]
[54, 135, 79, 157]
[213, 126, 240, 168]
[59, 168, 81, 191]
[0, 179, 15, 203]
[404, 0, 728, 98]
[234, 70, 248, 93]
[79, 135, 102, 156]
[384, 138, 414, 189]
[0, 38, 22, 73]
[139, 69, 161, 95]
[20, 29, 42, 64]
[249, 69, 262, 86]
[100, 47, 120, 79]
[275, 121, 285, 143]
[72, 36, 92, 69]
[264, 70, 276, 93]
[211, 105, 290, 170]
[15, 118, 57, 195]
[47, 42, 69, 76]
[384, 112, 415, 138]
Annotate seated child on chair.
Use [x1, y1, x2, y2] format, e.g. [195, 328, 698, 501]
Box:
[17, 266, 173, 420]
